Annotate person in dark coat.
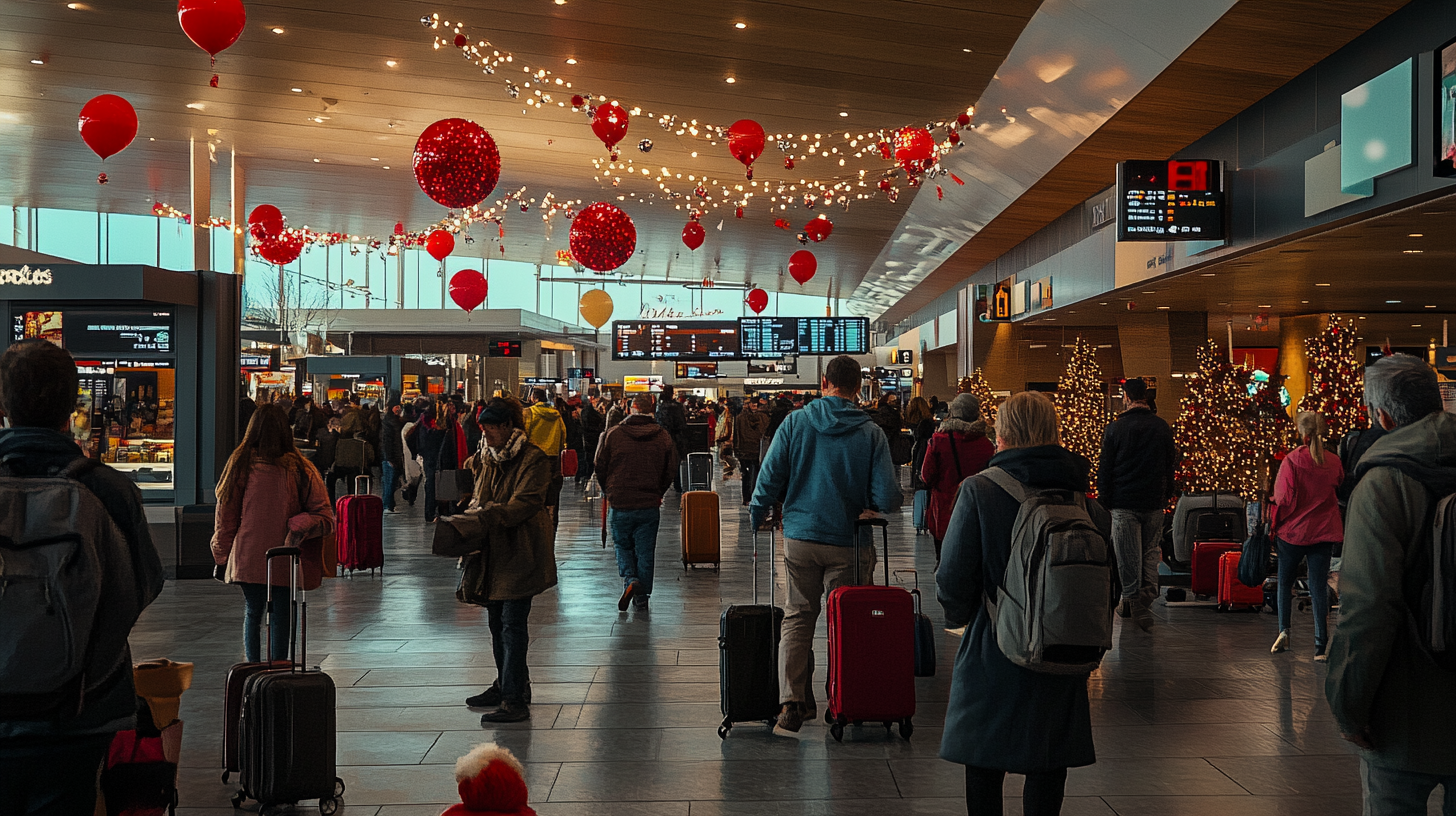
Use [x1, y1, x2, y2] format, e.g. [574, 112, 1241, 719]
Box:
[578, 395, 605, 486]
[411, 405, 448, 522]
[239, 396, 257, 442]
[937, 390, 1110, 816]
[655, 385, 689, 493]
[379, 400, 407, 513]
[906, 396, 936, 490]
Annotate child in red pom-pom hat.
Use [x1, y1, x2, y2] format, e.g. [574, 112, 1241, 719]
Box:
[441, 743, 534, 816]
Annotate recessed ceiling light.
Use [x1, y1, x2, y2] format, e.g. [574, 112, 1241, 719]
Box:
[1200, 273, 1216, 277]
[185, 102, 204, 110]
[1157, 306, 1170, 310]
[1098, 302, 1108, 306]
[725, 76, 736, 84]
[1301, 300, 1310, 304]
[839, 111, 848, 117]
[1387, 300, 1402, 304]
[1359, 316, 1367, 319]
[1410, 233, 1424, 237]
[565, 58, 576, 65]
[1315, 283, 1331, 287]
[1142, 291, 1156, 295]
[963, 48, 973, 53]
[385, 60, 398, 67]
[1413, 324, 1423, 328]
[66, 3, 83, 8]
[1403, 249, 1424, 254]
[734, 22, 746, 29]
[30, 58, 44, 65]
[1427, 305, 1438, 308]
[1258, 305, 1271, 309]
[370, 157, 379, 161]
[271, 27, 284, 34]
[290, 87, 302, 93]
[312, 158, 320, 163]
[553, 0, 565, 5]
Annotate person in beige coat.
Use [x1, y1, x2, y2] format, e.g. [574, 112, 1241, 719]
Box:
[457, 396, 557, 724]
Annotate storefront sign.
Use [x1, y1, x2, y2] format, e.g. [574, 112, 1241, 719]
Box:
[0, 265, 53, 285]
[745, 377, 785, 385]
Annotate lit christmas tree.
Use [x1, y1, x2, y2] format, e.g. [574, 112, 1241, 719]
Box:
[1053, 337, 1111, 485]
[1297, 315, 1368, 441]
[957, 368, 999, 426]
[1174, 340, 1290, 500]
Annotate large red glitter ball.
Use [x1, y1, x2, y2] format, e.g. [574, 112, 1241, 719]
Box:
[893, 126, 935, 170]
[256, 231, 304, 265]
[569, 202, 636, 272]
[413, 118, 501, 209]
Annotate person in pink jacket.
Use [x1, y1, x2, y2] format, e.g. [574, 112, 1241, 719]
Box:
[211, 403, 335, 662]
[1270, 411, 1344, 661]
[920, 393, 995, 564]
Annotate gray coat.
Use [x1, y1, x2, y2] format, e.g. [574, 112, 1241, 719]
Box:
[461, 441, 557, 602]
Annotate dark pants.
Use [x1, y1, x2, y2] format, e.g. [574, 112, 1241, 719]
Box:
[241, 582, 293, 663]
[327, 467, 364, 505]
[422, 458, 440, 521]
[965, 766, 1068, 816]
[577, 445, 597, 485]
[0, 734, 112, 816]
[1276, 538, 1335, 647]
[486, 597, 533, 706]
[738, 456, 760, 505]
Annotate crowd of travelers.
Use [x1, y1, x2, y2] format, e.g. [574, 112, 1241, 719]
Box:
[4, 339, 1454, 815]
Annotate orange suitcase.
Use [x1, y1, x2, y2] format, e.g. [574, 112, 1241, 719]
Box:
[681, 490, 721, 570]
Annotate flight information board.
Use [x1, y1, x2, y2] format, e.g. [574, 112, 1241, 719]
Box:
[739, 317, 868, 357]
[1117, 159, 1226, 242]
[612, 320, 740, 361]
[738, 317, 799, 358]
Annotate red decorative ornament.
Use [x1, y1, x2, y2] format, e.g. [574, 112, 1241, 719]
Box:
[877, 178, 893, 193]
[413, 118, 501, 209]
[877, 141, 892, 160]
[78, 94, 138, 161]
[735, 206, 744, 219]
[894, 126, 935, 169]
[176, 0, 245, 67]
[788, 250, 816, 285]
[803, 217, 833, 243]
[956, 112, 972, 128]
[449, 269, 488, 313]
[591, 102, 629, 160]
[426, 230, 455, 261]
[393, 222, 405, 236]
[745, 288, 769, 314]
[773, 218, 791, 230]
[783, 157, 795, 170]
[569, 202, 636, 272]
[247, 204, 284, 241]
[256, 231, 303, 266]
[681, 220, 705, 251]
[453, 33, 467, 48]
[948, 130, 961, 145]
[570, 94, 585, 109]
[727, 119, 765, 180]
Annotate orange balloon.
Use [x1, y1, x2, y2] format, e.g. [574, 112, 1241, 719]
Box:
[579, 288, 614, 329]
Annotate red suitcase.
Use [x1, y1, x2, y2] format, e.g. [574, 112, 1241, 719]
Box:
[1191, 540, 1240, 598]
[337, 475, 384, 574]
[1217, 551, 1265, 611]
[561, 449, 579, 477]
[825, 518, 915, 741]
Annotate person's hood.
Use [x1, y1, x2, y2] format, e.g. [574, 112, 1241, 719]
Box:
[528, 403, 559, 418]
[618, 413, 668, 440]
[938, 418, 986, 437]
[1355, 412, 1456, 495]
[801, 396, 872, 436]
[0, 427, 82, 469]
[987, 444, 1091, 492]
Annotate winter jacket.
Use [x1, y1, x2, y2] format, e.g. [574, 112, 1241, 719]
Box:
[750, 396, 902, 547]
[0, 428, 165, 742]
[379, 410, 406, 468]
[714, 411, 733, 446]
[1326, 411, 1456, 775]
[211, 459, 335, 588]
[871, 405, 903, 440]
[595, 415, 679, 510]
[655, 399, 689, 454]
[313, 429, 339, 473]
[937, 444, 1110, 772]
[1271, 445, 1343, 546]
[437, 418, 468, 472]
[1096, 406, 1178, 510]
[462, 440, 558, 601]
[910, 417, 937, 490]
[605, 403, 625, 430]
[1336, 425, 1387, 506]
[338, 405, 364, 439]
[733, 410, 769, 460]
[524, 402, 566, 458]
[580, 403, 605, 451]
[920, 420, 995, 542]
[415, 419, 447, 469]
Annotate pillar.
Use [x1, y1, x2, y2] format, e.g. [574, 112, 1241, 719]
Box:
[1280, 314, 1329, 412]
[189, 138, 211, 272]
[229, 149, 245, 277]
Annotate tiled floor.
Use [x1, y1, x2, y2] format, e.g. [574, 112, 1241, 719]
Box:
[130, 471, 1408, 815]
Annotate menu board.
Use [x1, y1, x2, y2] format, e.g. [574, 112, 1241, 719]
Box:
[739, 317, 868, 357]
[612, 320, 740, 361]
[14, 309, 173, 355]
[1117, 159, 1225, 242]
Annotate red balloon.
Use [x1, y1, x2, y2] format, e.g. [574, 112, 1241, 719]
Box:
[247, 204, 283, 241]
[788, 250, 816, 285]
[413, 118, 501, 209]
[727, 119, 765, 178]
[745, 288, 769, 314]
[78, 95, 137, 160]
[803, 217, 833, 243]
[681, 220, 705, 251]
[177, 0, 246, 57]
[449, 269, 488, 313]
[893, 126, 935, 173]
[591, 102, 629, 156]
[256, 231, 303, 266]
[426, 230, 455, 261]
[569, 202, 636, 272]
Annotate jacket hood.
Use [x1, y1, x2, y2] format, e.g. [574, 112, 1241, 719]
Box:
[0, 427, 83, 470]
[618, 413, 668, 440]
[803, 396, 872, 435]
[938, 418, 987, 437]
[1355, 412, 1456, 496]
[528, 403, 559, 417]
[988, 444, 1091, 492]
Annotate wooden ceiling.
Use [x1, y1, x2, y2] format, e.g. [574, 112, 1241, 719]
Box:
[0, 0, 1041, 297]
[874, 0, 1416, 328]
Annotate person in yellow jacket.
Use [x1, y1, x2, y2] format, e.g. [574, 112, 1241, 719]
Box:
[524, 388, 567, 522]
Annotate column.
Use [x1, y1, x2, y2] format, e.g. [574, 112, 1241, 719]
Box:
[189, 138, 211, 272]
[229, 149, 245, 277]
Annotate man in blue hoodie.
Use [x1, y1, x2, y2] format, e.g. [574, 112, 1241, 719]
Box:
[750, 355, 901, 734]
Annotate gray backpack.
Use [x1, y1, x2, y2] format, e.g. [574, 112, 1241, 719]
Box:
[0, 458, 114, 720]
[979, 468, 1115, 675]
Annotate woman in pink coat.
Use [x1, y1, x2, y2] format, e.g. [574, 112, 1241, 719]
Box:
[920, 393, 995, 564]
[211, 403, 335, 662]
[1270, 411, 1344, 661]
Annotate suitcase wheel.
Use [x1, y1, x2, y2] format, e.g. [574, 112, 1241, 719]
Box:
[220, 770, 230, 784]
[718, 724, 730, 740]
[1165, 588, 1187, 603]
[899, 718, 914, 741]
[335, 777, 346, 797]
[829, 721, 845, 742]
[319, 797, 341, 816]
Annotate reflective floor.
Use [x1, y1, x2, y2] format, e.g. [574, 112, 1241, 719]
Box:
[132, 472, 1402, 815]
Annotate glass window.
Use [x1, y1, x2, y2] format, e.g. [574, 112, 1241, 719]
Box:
[36, 208, 99, 263]
[158, 217, 192, 271]
[107, 213, 161, 266]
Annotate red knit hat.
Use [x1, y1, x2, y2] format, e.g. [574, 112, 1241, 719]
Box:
[440, 743, 535, 816]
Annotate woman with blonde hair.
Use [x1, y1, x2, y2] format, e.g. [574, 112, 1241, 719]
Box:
[936, 390, 1112, 816]
[1269, 411, 1344, 661]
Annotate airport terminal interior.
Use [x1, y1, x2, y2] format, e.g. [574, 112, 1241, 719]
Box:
[4, 0, 1456, 813]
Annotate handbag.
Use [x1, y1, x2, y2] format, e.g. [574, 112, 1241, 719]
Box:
[456, 550, 490, 606]
[1239, 498, 1272, 587]
[434, 468, 473, 503]
[433, 511, 486, 557]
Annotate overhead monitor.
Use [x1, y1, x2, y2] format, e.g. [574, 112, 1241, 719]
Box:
[488, 339, 522, 358]
[738, 317, 868, 357]
[624, 375, 664, 393]
[748, 358, 797, 375]
[676, 362, 719, 379]
[738, 317, 799, 359]
[612, 320, 740, 361]
[566, 367, 596, 379]
[1117, 159, 1226, 242]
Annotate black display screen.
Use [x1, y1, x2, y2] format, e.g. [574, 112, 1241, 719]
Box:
[748, 358, 797, 375]
[488, 340, 522, 358]
[676, 363, 719, 379]
[13, 308, 173, 355]
[612, 321, 740, 361]
[1117, 159, 1225, 242]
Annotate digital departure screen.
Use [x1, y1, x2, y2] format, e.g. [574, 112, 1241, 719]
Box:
[738, 318, 799, 359]
[488, 339, 522, 358]
[611, 320, 740, 361]
[1117, 159, 1226, 242]
[739, 317, 868, 357]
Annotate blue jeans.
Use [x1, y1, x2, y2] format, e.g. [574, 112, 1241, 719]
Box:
[241, 582, 292, 663]
[1361, 759, 1456, 815]
[381, 460, 399, 511]
[609, 506, 660, 599]
[1276, 538, 1335, 646]
[486, 598, 533, 705]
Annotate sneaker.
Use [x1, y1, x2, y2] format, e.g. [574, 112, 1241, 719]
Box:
[1271, 630, 1290, 654]
[1133, 610, 1155, 633]
[774, 703, 804, 734]
[465, 685, 501, 708]
[1116, 599, 1133, 619]
[632, 595, 649, 610]
[1314, 643, 1328, 663]
[618, 582, 636, 611]
[480, 702, 530, 724]
[945, 626, 967, 637]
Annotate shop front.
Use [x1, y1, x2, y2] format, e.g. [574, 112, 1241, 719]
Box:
[300, 354, 403, 404]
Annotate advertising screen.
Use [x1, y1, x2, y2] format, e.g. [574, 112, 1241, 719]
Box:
[1117, 159, 1226, 242]
[612, 321, 740, 361]
[1439, 37, 1456, 177]
[14, 308, 174, 355]
[675, 363, 718, 379]
[624, 375, 664, 393]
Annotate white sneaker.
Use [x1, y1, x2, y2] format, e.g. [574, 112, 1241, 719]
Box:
[945, 626, 967, 637]
[1271, 630, 1290, 654]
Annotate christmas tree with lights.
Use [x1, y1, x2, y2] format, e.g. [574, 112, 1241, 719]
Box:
[1053, 337, 1111, 485]
[957, 368, 999, 427]
[1297, 315, 1367, 441]
[1173, 340, 1290, 500]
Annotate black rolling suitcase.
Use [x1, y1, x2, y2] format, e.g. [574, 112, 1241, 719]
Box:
[718, 527, 784, 738]
[233, 546, 345, 814]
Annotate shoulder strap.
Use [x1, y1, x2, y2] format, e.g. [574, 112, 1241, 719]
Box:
[978, 466, 1026, 502]
[950, 434, 966, 483]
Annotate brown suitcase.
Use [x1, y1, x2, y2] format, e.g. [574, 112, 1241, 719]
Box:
[681, 490, 721, 571]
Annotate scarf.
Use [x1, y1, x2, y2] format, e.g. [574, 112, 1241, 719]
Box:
[486, 428, 527, 464]
[938, 418, 987, 437]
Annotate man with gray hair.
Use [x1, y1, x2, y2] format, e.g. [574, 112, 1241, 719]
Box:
[1325, 353, 1456, 814]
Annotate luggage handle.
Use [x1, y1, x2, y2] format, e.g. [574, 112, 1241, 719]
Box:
[751, 527, 776, 609]
[854, 517, 890, 587]
[355, 475, 371, 496]
[893, 569, 921, 614]
[265, 546, 305, 671]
